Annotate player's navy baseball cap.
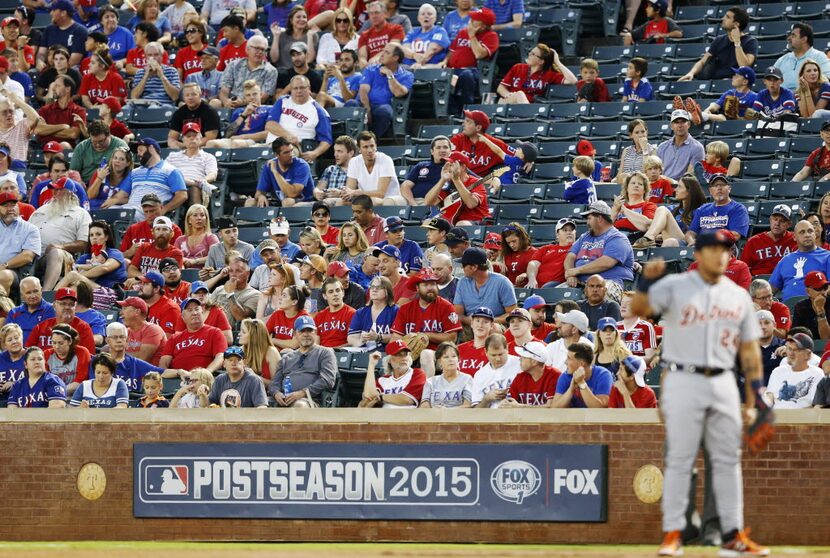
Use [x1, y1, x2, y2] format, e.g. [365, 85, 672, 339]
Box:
[597, 316, 617, 331]
[224, 346, 245, 359]
[294, 315, 317, 331]
[372, 244, 402, 260]
[622, 355, 647, 387]
[140, 271, 165, 287]
[422, 216, 451, 233]
[386, 339, 411, 355]
[471, 306, 495, 320]
[384, 216, 404, 232]
[136, 137, 161, 152]
[787, 332, 814, 352]
[190, 281, 209, 294]
[523, 294, 547, 310]
[445, 227, 471, 247]
[694, 229, 734, 250]
[805, 270, 830, 290]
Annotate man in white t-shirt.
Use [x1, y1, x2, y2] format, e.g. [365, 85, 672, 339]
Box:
[264, 75, 333, 162]
[472, 334, 521, 408]
[342, 130, 406, 206]
[766, 332, 824, 409]
[545, 309, 593, 372]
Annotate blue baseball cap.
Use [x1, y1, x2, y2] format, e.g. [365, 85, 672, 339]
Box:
[372, 244, 401, 260]
[731, 66, 756, 87]
[523, 294, 547, 310]
[224, 346, 245, 359]
[622, 355, 647, 387]
[597, 316, 617, 331]
[190, 281, 209, 294]
[180, 297, 202, 311]
[384, 216, 404, 232]
[471, 306, 495, 320]
[294, 315, 317, 331]
[50, 0, 75, 13]
[0, 145, 10, 158]
[140, 271, 164, 288]
[137, 137, 161, 152]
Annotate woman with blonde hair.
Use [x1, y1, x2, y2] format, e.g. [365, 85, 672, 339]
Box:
[240, 318, 282, 380]
[316, 6, 359, 65]
[299, 227, 328, 258]
[0, 323, 25, 399]
[611, 171, 657, 235]
[256, 263, 298, 319]
[796, 59, 830, 119]
[174, 204, 220, 268]
[594, 317, 632, 379]
[170, 367, 214, 408]
[328, 221, 369, 268]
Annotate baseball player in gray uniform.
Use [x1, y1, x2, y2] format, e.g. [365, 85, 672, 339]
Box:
[632, 230, 770, 558]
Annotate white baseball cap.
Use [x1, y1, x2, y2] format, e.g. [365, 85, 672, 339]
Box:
[515, 341, 549, 365]
[153, 216, 173, 230]
[269, 217, 290, 236]
[670, 109, 691, 122]
[622, 355, 647, 388]
[555, 309, 589, 333]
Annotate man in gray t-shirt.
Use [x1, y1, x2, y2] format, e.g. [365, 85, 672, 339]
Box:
[270, 316, 338, 407]
[209, 347, 268, 408]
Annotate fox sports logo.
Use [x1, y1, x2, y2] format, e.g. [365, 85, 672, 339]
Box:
[490, 460, 541, 504]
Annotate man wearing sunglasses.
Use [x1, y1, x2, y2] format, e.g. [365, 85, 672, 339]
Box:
[220, 34, 277, 106]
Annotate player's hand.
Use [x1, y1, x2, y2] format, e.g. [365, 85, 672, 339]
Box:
[641, 258, 666, 280]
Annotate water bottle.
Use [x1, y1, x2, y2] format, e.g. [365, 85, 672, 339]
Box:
[283, 375, 292, 395]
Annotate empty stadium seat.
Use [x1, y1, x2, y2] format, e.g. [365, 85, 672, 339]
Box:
[769, 181, 815, 199]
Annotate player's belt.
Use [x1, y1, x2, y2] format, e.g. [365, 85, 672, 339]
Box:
[667, 363, 726, 377]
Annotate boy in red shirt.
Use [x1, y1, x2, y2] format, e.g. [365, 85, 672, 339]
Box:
[445, 8, 499, 114]
[692, 140, 741, 186]
[502, 341, 561, 407]
[608, 355, 657, 408]
[576, 58, 611, 103]
[622, 0, 682, 46]
[643, 155, 674, 203]
[314, 278, 356, 348]
[425, 151, 489, 225]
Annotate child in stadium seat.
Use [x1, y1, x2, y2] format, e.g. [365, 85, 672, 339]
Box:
[576, 58, 611, 103]
[621, 57, 653, 102]
[563, 156, 597, 204]
[683, 66, 758, 125]
[643, 156, 674, 204]
[692, 140, 741, 186]
[135, 371, 170, 408]
[575, 139, 605, 182]
[474, 134, 537, 189]
[621, 0, 682, 46]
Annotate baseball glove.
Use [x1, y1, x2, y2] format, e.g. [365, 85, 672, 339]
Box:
[723, 95, 739, 120]
[402, 333, 429, 361]
[744, 399, 775, 455]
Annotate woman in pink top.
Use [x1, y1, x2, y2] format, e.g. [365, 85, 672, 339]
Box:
[174, 204, 219, 268]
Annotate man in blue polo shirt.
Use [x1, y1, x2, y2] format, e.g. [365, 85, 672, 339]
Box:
[656, 109, 705, 180]
[5, 277, 54, 341]
[400, 135, 451, 205]
[0, 191, 41, 295]
[453, 247, 517, 325]
[106, 138, 188, 221]
[374, 216, 424, 275]
[686, 174, 750, 246]
[249, 137, 314, 207]
[352, 42, 414, 138]
[771, 220, 830, 301]
[483, 0, 524, 29]
[550, 342, 612, 408]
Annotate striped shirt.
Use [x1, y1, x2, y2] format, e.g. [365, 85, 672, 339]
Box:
[165, 150, 218, 184]
[132, 65, 182, 105]
[123, 160, 187, 212]
[220, 57, 279, 99]
[484, 0, 524, 24]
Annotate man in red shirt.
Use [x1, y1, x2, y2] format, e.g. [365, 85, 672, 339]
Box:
[444, 7, 499, 114]
[315, 277, 357, 348]
[26, 287, 96, 354]
[526, 218, 576, 288]
[136, 271, 181, 337]
[217, 15, 247, 72]
[502, 341, 561, 407]
[617, 292, 657, 364]
[424, 151, 489, 226]
[457, 306, 496, 376]
[750, 278, 790, 338]
[159, 297, 228, 374]
[160, 257, 191, 306]
[118, 295, 166, 365]
[374, 244, 414, 305]
[608, 355, 657, 408]
[357, 1, 404, 66]
[351, 194, 386, 245]
[125, 216, 184, 287]
[36, 74, 86, 147]
[0, 17, 34, 70]
[740, 204, 796, 276]
[450, 110, 510, 176]
[119, 194, 183, 260]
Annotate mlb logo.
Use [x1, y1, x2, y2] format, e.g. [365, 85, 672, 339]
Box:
[144, 465, 190, 496]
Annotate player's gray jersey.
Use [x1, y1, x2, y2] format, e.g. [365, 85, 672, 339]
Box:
[649, 271, 761, 370]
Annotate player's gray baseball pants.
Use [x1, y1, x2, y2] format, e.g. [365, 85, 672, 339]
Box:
[660, 370, 744, 534]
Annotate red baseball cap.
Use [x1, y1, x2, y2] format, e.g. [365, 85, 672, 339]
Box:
[469, 7, 496, 27]
[327, 261, 350, 278]
[442, 151, 471, 167]
[55, 287, 77, 301]
[386, 339, 411, 356]
[1, 17, 19, 28]
[483, 232, 502, 250]
[50, 176, 69, 190]
[463, 109, 490, 132]
[182, 122, 201, 135]
[116, 296, 148, 314]
[0, 191, 18, 204]
[78, 0, 96, 7]
[99, 96, 122, 115]
[577, 139, 595, 156]
[406, 267, 440, 290]
[42, 141, 63, 153]
[805, 271, 830, 290]
[0, 57, 9, 72]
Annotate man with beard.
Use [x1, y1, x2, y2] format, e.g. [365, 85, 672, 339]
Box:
[545, 309, 593, 372]
[119, 194, 183, 260]
[160, 297, 228, 375]
[117, 295, 166, 365]
[26, 287, 95, 353]
[317, 48, 361, 108]
[249, 239, 280, 291]
[275, 42, 323, 96]
[209, 256, 259, 328]
[270, 315, 338, 407]
[69, 119, 128, 184]
[457, 306, 496, 376]
[126, 216, 184, 284]
[106, 138, 187, 220]
[203, 216, 255, 280]
[160, 257, 191, 306]
[27, 180, 90, 290]
[0, 192, 40, 295]
[136, 271, 181, 337]
[740, 204, 796, 276]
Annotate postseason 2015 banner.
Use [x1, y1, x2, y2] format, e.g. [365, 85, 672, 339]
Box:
[134, 443, 608, 522]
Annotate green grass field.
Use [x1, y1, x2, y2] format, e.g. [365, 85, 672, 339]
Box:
[0, 542, 828, 558]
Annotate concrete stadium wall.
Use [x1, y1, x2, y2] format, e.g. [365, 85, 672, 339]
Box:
[0, 409, 827, 545]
